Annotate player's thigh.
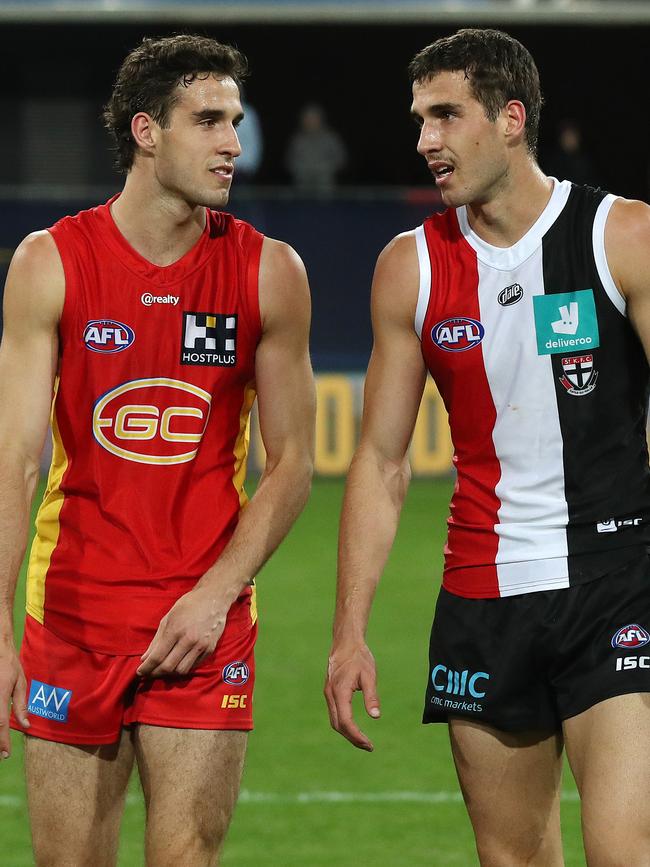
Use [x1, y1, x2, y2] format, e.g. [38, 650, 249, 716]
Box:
[134, 724, 247, 865]
[450, 718, 564, 866]
[24, 729, 135, 867]
[564, 693, 650, 865]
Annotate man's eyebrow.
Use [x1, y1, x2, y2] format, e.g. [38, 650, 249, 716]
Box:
[415, 101, 463, 117]
[191, 108, 245, 124]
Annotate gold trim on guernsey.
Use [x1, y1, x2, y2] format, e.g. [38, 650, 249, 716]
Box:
[233, 380, 258, 625]
[26, 378, 69, 624]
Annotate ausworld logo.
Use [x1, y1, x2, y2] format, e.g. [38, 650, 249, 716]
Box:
[431, 317, 485, 352]
[28, 680, 72, 723]
[533, 289, 600, 356]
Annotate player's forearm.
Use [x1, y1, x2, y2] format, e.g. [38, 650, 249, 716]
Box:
[197, 448, 313, 602]
[333, 446, 410, 644]
[0, 453, 41, 640]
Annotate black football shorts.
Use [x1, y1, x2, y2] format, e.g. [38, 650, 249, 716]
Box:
[423, 549, 650, 731]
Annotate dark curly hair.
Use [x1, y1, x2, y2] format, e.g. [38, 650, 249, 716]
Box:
[409, 29, 543, 155]
[103, 34, 249, 173]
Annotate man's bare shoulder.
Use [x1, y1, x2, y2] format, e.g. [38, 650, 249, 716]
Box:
[371, 230, 419, 323]
[258, 236, 310, 328]
[5, 230, 64, 322]
[605, 198, 650, 299]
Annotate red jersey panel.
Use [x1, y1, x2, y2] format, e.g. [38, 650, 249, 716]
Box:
[26, 197, 263, 653]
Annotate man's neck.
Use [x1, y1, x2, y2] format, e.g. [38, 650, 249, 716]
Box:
[465, 161, 554, 249]
[110, 173, 207, 267]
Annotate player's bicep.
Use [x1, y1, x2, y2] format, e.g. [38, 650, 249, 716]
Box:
[357, 234, 426, 467]
[255, 239, 315, 468]
[0, 232, 63, 466]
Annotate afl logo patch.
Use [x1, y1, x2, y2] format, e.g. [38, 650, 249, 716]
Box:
[611, 624, 650, 649]
[431, 317, 485, 352]
[223, 661, 250, 686]
[498, 284, 523, 307]
[83, 320, 135, 353]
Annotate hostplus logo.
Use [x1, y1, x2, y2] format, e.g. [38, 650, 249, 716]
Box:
[27, 680, 72, 723]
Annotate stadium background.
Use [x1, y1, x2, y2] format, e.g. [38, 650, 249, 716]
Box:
[0, 1, 647, 863]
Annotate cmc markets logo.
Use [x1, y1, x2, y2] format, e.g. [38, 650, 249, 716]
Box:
[83, 319, 135, 353]
[223, 661, 250, 686]
[431, 317, 485, 352]
[611, 624, 650, 649]
[92, 378, 212, 466]
[431, 664, 489, 699]
[28, 680, 72, 723]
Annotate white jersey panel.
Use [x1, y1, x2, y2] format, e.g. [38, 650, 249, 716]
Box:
[476, 250, 570, 595]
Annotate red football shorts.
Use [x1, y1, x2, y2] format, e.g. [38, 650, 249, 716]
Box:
[10, 596, 257, 745]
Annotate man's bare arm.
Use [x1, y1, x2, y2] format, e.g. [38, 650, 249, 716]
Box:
[0, 232, 63, 757]
[138, 237, 315, 677]
[605, 198, 650, 359]
[324, 232, 427, 751]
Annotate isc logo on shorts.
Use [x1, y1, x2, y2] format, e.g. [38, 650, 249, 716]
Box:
[611, 624, 650, 649]
[27, 680, 72, 723]
[616, 656, 650, 671]
[223, 661, 249, 686]
[92, 378, 212, 466]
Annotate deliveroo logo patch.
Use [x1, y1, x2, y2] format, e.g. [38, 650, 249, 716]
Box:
[533, 289, 600, 355]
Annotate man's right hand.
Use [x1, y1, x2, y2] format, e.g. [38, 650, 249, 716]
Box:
[324, 641, 381, 752]
[0, 641, 29, 758]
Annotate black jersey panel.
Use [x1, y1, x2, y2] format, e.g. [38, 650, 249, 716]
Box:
[541, 185, 650, 573]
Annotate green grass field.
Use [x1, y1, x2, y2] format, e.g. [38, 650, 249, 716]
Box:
[1, 478, 585, 865]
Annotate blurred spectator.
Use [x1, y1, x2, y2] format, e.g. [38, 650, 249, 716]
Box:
[236, 99, 263, 182]
[286, 104, 347, 193]
[545, 119, 598, 186]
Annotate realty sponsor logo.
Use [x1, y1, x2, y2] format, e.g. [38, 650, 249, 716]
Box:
[431, 317, 484, 352]
[533, 289, 600, 355]
[28, 680, 72, 723]
[559, 354, 598, 396]
[596, 517, 642, 534]
[497, 283, 523, 307]
[611, 624, 650, 649]
[83, 319, 135, 354]
[181, 311, 237, 367]
[429, 663, 489, 713]
[141, 293, 180, 307]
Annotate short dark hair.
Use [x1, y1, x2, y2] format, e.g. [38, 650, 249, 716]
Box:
[103, 34, 249, 173]
[409, 29, 543, 155]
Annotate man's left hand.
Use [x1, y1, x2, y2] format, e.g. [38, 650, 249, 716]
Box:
[137, 586, 230, 678]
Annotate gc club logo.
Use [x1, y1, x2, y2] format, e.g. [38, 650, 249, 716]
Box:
[92, 378, 212, 466]
[611, 624, 650, 649]
[223, 661, 250, 686]
[431, 317, 485, 352]
[83, 319, 135, 354]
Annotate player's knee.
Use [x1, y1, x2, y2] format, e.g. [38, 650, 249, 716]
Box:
[475, 828, 561, 867]
[583, 822, 650, 867]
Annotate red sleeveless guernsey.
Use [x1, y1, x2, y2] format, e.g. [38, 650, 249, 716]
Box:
[26, 196, 263, 654]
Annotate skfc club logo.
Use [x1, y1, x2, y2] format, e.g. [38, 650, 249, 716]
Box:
[611, 624, 650, 649]
[431, 317, 485, 352]
[83, 320, 135, 354]
[28, 680, 72, 723]
[559, 354, 598, 397]
[223, 661, 250, 686]
[92, 378, 212, 466]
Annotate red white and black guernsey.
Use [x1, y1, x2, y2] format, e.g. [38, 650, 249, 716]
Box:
[415, 179, 650, 599]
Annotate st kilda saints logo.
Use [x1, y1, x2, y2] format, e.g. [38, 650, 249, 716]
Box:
[558, 353, 598, 396]
[181, 311, 237, 367]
